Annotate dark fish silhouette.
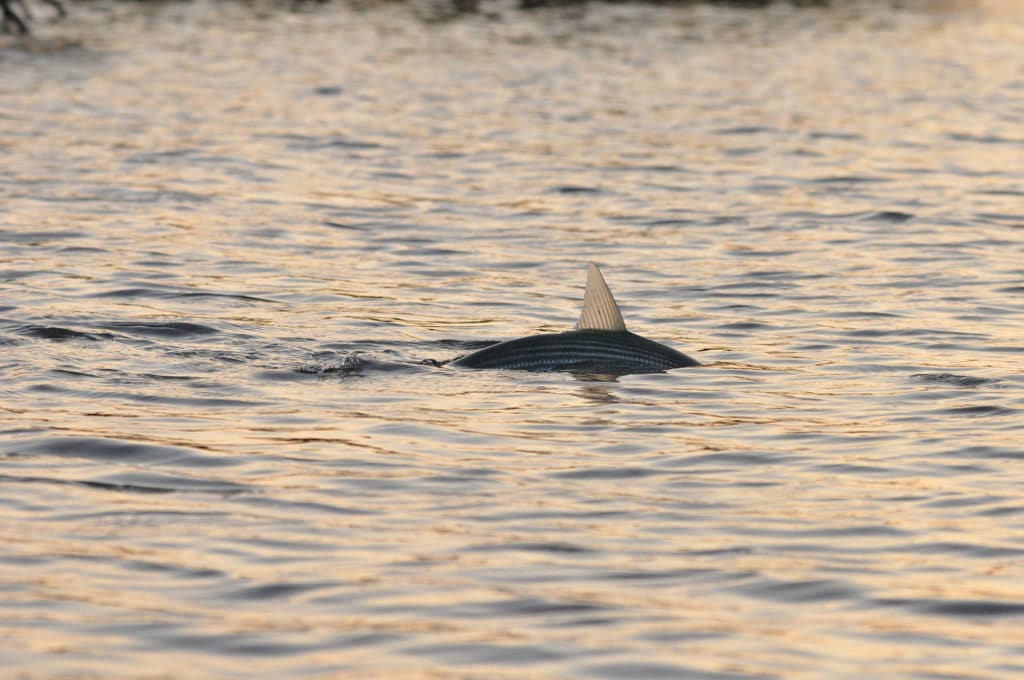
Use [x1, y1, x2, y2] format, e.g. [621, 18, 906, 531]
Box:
[450, 263, 699, 374]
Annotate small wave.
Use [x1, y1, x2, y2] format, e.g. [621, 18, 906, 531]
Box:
[98, 321, 219, 338]
[263, 133, 382, 151]
[91, 288, 277, 303]
[940, 405, 1015, 417]
[404, 641, 569, 666]
[220, 581, 333, 602]
[810, 175, 889, 184]
[877, 597, 1024, 619]
[467, 541, 592, 554]
[13, 436, 231, 468]
[735, 577, 861, 604]
[14, 324, 111, 341]
[910, 373, 994, 388]
[553, 467, 660, 480]
[864, 210, 915, 222]
[582, 661, 763, 680]
[0, 230, 84, 243]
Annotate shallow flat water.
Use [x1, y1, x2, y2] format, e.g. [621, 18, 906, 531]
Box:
[2, 0, 1024, 677]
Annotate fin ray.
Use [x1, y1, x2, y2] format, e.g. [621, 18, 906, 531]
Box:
[575, 263, 627, 332]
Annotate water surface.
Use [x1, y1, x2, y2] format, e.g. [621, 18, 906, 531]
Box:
[2, 1, 1024, 677]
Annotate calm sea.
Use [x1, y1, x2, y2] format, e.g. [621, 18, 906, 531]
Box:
[2, 1, 1023, 677]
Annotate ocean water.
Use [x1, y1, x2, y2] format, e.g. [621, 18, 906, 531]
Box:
[2, 1, 1023, 677]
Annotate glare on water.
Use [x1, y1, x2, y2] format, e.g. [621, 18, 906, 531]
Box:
[1, 0, 1023, 677]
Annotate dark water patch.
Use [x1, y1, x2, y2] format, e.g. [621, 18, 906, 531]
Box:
[403, 641, 570, 665]
[60, 245, 108, 255]
[846, 327, 984, 340]
[13, 324, 112, 341]
[808, 131, 864, 141]
[96, 471, 249, 494]
[715, 125, 776, 135]
[811, 463, 905, 477]
[255, 368, 320, 383]
[718, 321, 776, 331]
[323, 220, 368, 231]
[900, 541, 1023, 558]
[90, 287, 278, 304]
[221, 581, 333, 602]
[141, 372, 196, 382]
[948, 132, 1024, 145]
[0, 473, 173, 495]
[742, 269, 809, 279]
[48, 368, 96, 378]
[11, 436, 227, 467]
[602, 567, 716, 582]
[122, 148, 196, 164]
[435, 596, 608, 619]
[397, 246, 463, 257]
[725, 147, 764, 158]
[583, 661, 767, 680]
[123, 558, 224, 580]
[922, 494, 1006, 509]
[222, 533, 340, 556]
[84, 187, 213, 204]
[152, 631, 327, 656]
[949, 445, 1024, 461]
[0, 268, 40, 281]
[977, 188, 1024, 197]
[371, 171, 413, 181]
[734, 577, 860, 604]
[467, 541, 593, 555]
[267, 133, 383, 151]
[53, 508, 227, 530]
[553, 185, 601, 194]
[809, 175, 889, 184]
[683, 546, 754, 558]
[911, 373, 994, 388]
[90, 391, 267, 410]
[877, 598, 1024, 619]
[979, 505, 1024, 517]
[240, 496, 376, 516]
[553, 467, 660, 480]
[644, 218, 697, 227]
[0, 230, 84, 243]
[89, 284, 179, 299]
[462, 509, 628, 523]
[604, 163, 685, 174]
[976, 212, 1024, 226]
[660, 451, 793, 468]
[420, 473, 497, 486]
[312, 85, 343, 95]
[795, 524, 908, 539]
[937, 405, 1016, 417]
[724, 249, 797, 258]
[984, 345, 1024, 354]
[176, 291, 278, 303]
[997, 285, 1024, 294]
[779, 209, 865, 221]
[864, 210, 915, 223]
[97, 321, 219, 338]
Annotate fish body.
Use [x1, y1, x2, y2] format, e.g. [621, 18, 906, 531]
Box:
[451, 263, 698, 374]
[450, 329, 698, 372]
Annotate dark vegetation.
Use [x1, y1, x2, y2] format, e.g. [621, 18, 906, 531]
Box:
[0, 0, 841, 35]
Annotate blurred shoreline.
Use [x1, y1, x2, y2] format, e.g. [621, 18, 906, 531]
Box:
[1, 0, 985, 42]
